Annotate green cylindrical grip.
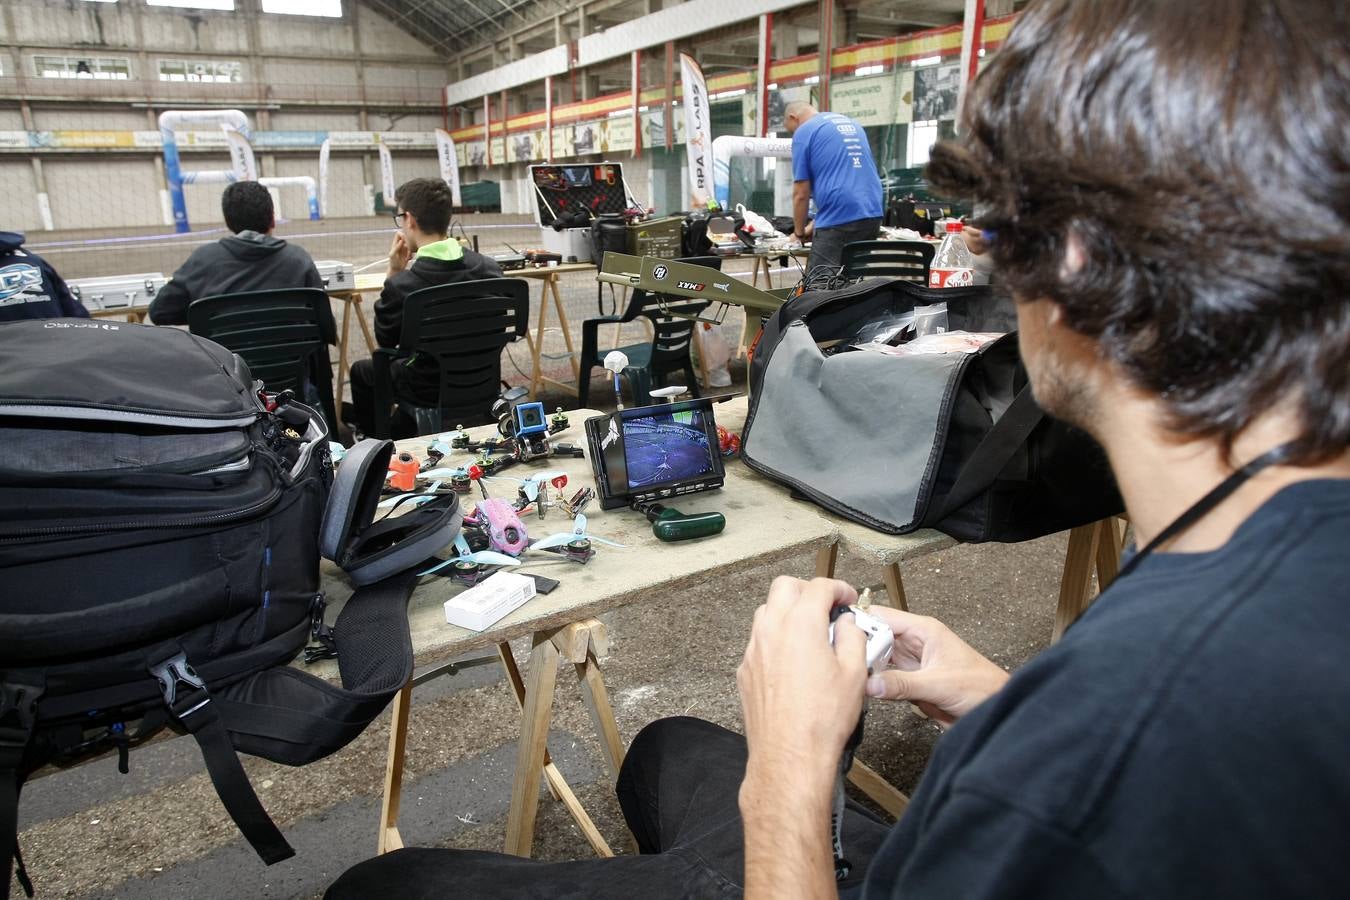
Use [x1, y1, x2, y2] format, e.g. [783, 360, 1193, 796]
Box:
[652, 509, 726, 542]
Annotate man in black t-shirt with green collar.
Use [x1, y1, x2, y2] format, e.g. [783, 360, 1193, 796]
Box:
[347, 177, 502, 438]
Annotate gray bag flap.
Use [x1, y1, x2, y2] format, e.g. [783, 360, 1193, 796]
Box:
[742, 321, 970, 532]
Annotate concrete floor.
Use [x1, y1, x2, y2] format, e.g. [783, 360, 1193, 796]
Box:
[13, 215, 1084, 898]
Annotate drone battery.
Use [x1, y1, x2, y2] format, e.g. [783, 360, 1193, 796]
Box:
[524, 249, 563, 267]
[443, 570, 537, 631]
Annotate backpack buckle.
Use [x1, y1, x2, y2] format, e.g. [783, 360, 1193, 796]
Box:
[149, 653, 210, 720]
[0, 681, 43, 750]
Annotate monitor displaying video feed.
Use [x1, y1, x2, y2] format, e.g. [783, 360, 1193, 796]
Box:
[584, 396, 729, 509]
[621, 406, 715, 490]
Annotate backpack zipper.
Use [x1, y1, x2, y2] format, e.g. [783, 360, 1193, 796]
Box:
[0, 403, 257, 429]
[0, 481, 282, 539]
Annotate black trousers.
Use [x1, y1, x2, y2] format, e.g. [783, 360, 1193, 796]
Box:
[808, 217, 882, 275]
[347, 357, 418, 439]
[326, 716, 893, 899]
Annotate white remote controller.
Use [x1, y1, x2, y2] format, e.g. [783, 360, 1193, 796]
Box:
[829, 606, 894, 672]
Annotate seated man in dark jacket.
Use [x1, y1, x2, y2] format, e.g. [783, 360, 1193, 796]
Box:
[149, 181, 328, 328]
[0, 231, 88, 322]
[348, 177, 503, 438]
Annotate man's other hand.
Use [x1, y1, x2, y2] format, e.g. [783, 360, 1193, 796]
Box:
[387, 232, 412, 275]
[738, 577, 867, 788]
[961, 225, 990, 255]
[786, 233, 804, 248]
[864, 608, 1009, 728]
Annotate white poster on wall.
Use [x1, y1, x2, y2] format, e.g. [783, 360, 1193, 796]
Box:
[378, 143, 396, 202]
[914, 63, 961, 121]
[318, 138, 331, 217]
[679, 53, 713, 207]
[830, 73, 914, 127]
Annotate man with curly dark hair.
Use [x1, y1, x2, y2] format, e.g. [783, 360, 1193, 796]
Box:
[329, 2, 1349, 896]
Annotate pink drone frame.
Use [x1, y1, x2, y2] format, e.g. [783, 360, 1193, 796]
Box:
[470, 497, 530, 556]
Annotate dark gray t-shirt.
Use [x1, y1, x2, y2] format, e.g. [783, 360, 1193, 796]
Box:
[863, 478, 1350, 899]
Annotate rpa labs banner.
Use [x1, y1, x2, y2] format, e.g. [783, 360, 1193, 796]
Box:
[678, 53, 713, 208]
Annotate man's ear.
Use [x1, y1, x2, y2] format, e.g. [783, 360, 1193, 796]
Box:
[1059, 230, 1086, 281]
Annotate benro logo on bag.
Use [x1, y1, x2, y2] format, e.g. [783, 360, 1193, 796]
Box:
[652, 265, 668, 280]
[676, 281, 704, 291]
[713, 282, 731, 292]
[929, 267, 974, 289]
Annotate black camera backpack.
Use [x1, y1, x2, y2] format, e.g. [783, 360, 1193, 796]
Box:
[0, 321, 450, 898]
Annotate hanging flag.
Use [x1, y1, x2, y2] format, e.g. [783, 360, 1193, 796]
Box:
[679, 53, 713, 208]
[378, 141, 396, 205]
[317, 138, 331, 218]
[435, 128, 462, 208]
[222, 125, 257, 182]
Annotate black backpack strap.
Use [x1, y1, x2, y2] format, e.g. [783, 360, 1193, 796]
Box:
[214, 571, 418, 767]
[1, 679, 43, 900]
[148, 654, 295, 866]
[933, 385, 1045, 521]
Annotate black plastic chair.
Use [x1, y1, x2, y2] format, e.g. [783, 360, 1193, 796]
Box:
[187, 288, 339, 433]
[577, 256, 721, 409]
[840, 240, 936, 283]
[369, 278, 529, 438]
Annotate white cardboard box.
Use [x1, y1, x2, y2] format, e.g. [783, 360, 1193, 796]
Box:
[443, 571, 537, 631]
[540, 226, 592, 263]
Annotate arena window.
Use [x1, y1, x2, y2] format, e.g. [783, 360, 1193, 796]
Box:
[158, 59, 243, 83]
[262, 0, 342, 16]
[146, 0, 235, 10]
[34, 55, 132, 80]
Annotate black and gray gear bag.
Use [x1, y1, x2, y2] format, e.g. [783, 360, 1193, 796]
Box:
[742, 280, 1122, 541]
[0, 320, 453, 898]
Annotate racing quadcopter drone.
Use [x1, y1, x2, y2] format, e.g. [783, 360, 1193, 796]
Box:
[419, 503, 623, 585]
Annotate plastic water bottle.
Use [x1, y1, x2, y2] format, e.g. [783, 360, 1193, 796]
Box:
[929, 221, 975, 288]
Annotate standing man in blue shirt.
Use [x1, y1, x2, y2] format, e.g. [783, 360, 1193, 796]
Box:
[785, 102, 883, 274]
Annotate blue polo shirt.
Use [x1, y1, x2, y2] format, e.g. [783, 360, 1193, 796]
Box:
[791, 112, 883, 229]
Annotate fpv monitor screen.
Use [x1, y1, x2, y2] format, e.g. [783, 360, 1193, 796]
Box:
[621, 407, 715, 490]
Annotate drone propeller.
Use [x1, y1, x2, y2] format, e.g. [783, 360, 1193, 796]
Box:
[378, 480, 445, 508]
[418, 533, 521, 576]
[532, 512, 625, 551]
[422, 466, 470, 479]
[486, 470, 568, 503]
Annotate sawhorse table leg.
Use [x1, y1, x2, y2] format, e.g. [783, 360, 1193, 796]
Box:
[333, 292, 377, 410]
[527, 275, 580, 400]
[501, 620, 621, 858]
[815, 543, 909, 612]
[377, 679, 413, 854]
[1053, 517, 1125, 642]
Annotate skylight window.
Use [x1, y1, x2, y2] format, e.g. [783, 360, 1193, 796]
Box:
[146, 0, 235, 10]
[262, 0, 342, 16]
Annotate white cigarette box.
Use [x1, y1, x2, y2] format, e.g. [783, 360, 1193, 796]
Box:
[443, 571, 537, 631]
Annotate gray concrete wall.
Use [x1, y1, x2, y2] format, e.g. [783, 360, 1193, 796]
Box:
[2, 0, 452, 232]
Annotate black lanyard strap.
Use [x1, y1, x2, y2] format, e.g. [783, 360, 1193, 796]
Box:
[1117, 440, 1299, 580]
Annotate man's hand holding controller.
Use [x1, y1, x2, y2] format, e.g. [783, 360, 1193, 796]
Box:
[829, 602, 894, 672]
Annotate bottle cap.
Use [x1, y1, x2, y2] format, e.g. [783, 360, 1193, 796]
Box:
[945, 221, 963, 233]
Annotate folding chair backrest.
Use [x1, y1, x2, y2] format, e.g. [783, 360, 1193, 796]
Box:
[840, 240, 936, 283]
[400, 277, 530, 425]
[187, 287, 338, 430]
